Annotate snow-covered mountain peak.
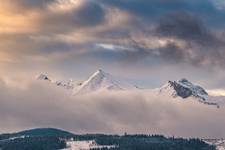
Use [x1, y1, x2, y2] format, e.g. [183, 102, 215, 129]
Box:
[74, 69, 137, 94]
[36, 74, 51, 81]
[178, 78, 193, 87]
[55, 79, 75, 90]
[159, 78, 221, 107]
[36, 73, 75, 90]
[35, 71, 223, 107]
[160, 78, 208, 100]
[89, 69, 108, 80]
[177, 78, 208, 96]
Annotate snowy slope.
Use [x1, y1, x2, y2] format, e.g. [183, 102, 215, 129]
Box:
[204, 139, 225, 150]
[36, 72, 225, 107]
[159, 78, 208, 99]
[74, 69, 138, 94]
[36, 74, 75, 90]
[36, 74, 51, 81]
[61, 140, 115, 150]
[55, 79, 75, 90]
[158, 78, 223, 107]
[36, 70, 138, 94]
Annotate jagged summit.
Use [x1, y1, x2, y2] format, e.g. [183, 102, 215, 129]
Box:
[36, 73, 74, 89]
[36, 74, 51, 81]
[160, 78, 208, 100]
[35, 71, 222, 107]
[36, 70, 138, 94]
[74, 69, 137, 94]
[177, 78, 208, 95]
[159, 78, 221, 107]
[55, 79, 75, 90]
[88, 69, 108, 80]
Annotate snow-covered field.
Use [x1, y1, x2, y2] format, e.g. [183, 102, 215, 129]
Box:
[0, 136, 27, 142]
[63, 139, 225, 150]
[204, 139, 225, 150]
[61, 140, 115, 150]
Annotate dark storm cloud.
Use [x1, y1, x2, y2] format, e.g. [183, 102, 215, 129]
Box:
[155, 12, 211, 42]
[92, 11, 225, 68]
[153, 12, 225, 67]
[99, 0, 225, 24]
[71, 0, 225, 68]
[157, 42, 185, 63]
[100, 0, 186, 18]
[95, 0, 225, 66]
[73, 1, 105, 26]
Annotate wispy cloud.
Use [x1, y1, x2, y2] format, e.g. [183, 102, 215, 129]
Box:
[212, 0, 225, 10]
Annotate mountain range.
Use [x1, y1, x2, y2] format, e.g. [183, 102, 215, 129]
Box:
[37, 69, 225, 108]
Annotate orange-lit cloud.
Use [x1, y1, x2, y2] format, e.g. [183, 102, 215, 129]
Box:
[0, 1, 39, 33]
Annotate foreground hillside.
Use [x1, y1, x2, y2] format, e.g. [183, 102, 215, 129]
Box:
[0, 128, 216, 150]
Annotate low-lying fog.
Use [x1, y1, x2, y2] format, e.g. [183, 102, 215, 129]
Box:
[0, 79, 224, 138]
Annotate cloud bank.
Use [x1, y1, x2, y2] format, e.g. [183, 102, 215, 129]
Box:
[0, 79, 224, 138]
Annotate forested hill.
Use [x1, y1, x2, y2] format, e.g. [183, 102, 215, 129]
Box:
[0, 128, 216, 150]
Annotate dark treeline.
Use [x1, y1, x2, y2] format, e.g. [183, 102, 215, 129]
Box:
[0, 128, 216, 150]
[90, 134, 215, 150]
[0, 136, 66, 150]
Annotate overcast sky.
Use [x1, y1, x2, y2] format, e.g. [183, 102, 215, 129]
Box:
[1, 0, 225, 89]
